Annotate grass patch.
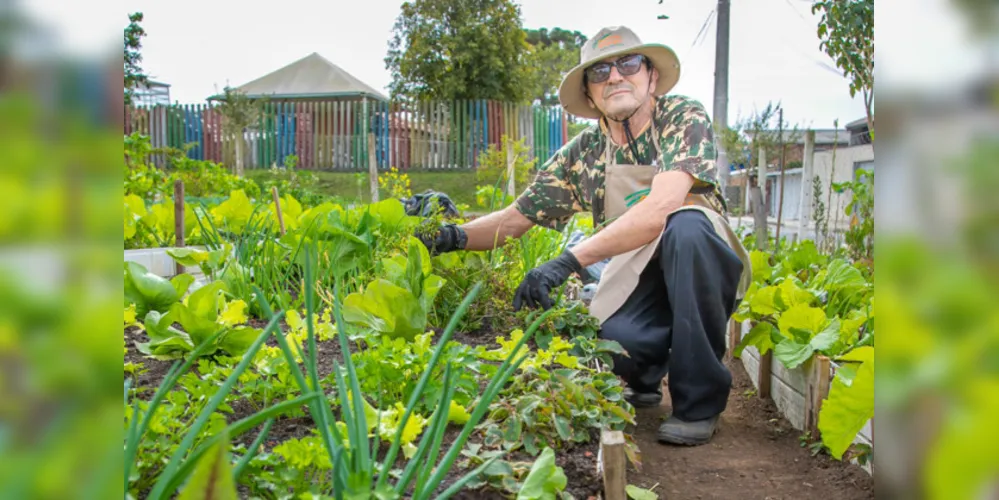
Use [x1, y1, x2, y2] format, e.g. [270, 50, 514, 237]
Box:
[247, 169, 480, 207]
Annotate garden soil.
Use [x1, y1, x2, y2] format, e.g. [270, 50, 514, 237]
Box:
[625, 357, 874, 500]
[126, 324, 872, 499]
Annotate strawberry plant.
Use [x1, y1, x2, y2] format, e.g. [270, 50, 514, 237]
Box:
[478, 331, 635, 456]
[351, 331, 484, 414]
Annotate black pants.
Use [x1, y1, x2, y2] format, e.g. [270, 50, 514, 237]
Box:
[600, 211, 744, 421]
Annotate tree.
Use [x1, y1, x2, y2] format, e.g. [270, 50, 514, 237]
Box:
[385, 0, 532, 103]
[522, 28, 587, 105]
[123, 12, 147, 106]
[214, 87, 269, 177]
[812, 0, 874, 138]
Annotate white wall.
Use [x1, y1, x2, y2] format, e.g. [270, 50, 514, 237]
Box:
[766, 169, 803, 220]
[808, 144, 874, 225]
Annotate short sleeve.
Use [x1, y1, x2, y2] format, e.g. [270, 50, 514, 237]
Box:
[514, 142, 584, 231]
[657, 98, 719, 191]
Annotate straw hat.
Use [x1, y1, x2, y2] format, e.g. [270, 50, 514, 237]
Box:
[558, 26, 681, 119]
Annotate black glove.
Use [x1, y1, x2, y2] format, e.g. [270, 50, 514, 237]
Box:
[513, 250, 583, 311]
[417, 223, 468, 255]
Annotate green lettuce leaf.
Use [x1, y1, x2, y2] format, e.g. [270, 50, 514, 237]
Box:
[124, 262, 192, 317]
[342, 279, 425, 340]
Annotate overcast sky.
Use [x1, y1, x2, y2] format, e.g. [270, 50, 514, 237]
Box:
[31, 0, 960, 130]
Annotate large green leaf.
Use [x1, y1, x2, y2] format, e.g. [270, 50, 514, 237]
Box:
[176, 432, 238, 500]
[218, 327, 261, 357]
[517, 447, 567, 500]
[135, 335, 194, 360]
[166, 248, 209, 268]
[124, 194, 146, 240]
[773, 340, 813, 369]
[138, 310, 194, 359]
[184, 282, 227, 322]
[169, 302, 222, 348]
[749, 286, 780, 316]
[774, 318, 840, 369]
[125, 262, 189, 317]
[734, 322, 777, 357]
[777, 279, 815, 308]
[785, 239, 825, 271]
[211, 189, 254, 234]
[421, 275, 446, 311]
[750, 250, 773, 283]
[823, 259, 867, 293]
[818, 346, 873, 459]
[777, 304, 827, 339]
[342, 279, 425, 340]
[365, 199, 408, 228]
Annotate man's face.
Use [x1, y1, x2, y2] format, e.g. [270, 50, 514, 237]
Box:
[585, 53, 658, 121]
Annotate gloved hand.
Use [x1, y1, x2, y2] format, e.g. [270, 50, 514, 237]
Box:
[417, 223, 468, 255]
[513, 250, 583, 311]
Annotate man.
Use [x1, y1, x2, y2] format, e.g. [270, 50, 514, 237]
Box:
[419, 26, 750, 446]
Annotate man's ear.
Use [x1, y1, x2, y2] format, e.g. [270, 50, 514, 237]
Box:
[649, 67, 659, 91]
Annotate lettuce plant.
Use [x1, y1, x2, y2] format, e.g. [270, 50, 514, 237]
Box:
[124, 261, 194, 317]
[136, 281, 259, 360]
[342, 237, 444, 340]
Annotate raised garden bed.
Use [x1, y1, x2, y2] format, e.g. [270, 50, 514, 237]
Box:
[734, 320, 873, 474]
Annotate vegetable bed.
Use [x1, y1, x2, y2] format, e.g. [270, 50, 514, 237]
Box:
[124, 183, 633, 499]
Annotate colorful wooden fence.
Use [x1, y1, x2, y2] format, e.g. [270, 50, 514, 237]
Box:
[124, 99, 569, 171]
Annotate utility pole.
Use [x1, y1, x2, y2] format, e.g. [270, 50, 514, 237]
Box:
[714, 0, 731, 203]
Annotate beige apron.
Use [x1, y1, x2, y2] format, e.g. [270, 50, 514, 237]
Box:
[588, 127, 752, 324]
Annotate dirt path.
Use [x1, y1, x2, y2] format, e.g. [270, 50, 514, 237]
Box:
[625, 358, 874, 500]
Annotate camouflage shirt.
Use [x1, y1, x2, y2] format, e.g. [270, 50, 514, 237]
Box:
[515, 95, 723, 230]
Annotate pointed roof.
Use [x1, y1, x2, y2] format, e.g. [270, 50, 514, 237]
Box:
[225, 52, 387, 101]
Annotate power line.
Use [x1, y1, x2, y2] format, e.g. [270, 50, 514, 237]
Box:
[684, 8, 716, 61]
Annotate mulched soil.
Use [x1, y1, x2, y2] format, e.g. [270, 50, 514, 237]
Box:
[126, 320, 873, 499]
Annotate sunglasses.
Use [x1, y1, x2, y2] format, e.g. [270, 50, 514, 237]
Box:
[584, 54, 647, 84]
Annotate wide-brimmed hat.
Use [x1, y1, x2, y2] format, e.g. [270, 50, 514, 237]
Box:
[558, 26, 681, 119]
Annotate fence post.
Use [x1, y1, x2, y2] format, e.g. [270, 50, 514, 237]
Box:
[173, 180, 185, 276]
[368, 133, 379, 202]
[752, 147, 768, 251]
[797, 130, 816, 242]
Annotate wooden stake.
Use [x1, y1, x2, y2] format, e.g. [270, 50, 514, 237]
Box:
[600, 429, 627, 500]
[758, 351, 773, 399]
[367, 133, 379, 202]
[807, 355, 832, 439]
[505, 138, 516, 197]
[173, 180, 185, 276]
[271, 186, 286, 236]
